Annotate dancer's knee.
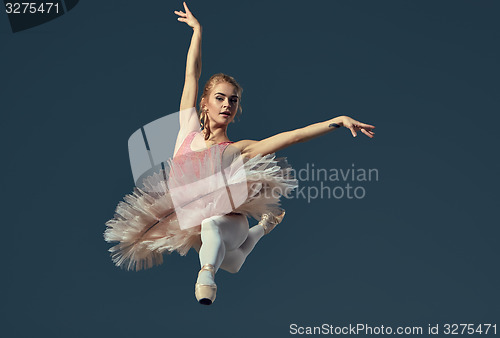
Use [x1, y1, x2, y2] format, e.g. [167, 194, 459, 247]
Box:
[220, 249, 244, 274]
[223, 265, 241, 274]
[220, 261, 242, 274]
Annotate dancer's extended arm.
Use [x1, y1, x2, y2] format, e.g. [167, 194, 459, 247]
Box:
[176, 2, 202, 130]
[237, 116, 375, 158]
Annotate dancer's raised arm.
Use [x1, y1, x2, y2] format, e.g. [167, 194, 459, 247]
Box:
[175, 2, 202, 130]
[237, 116, 375, 158]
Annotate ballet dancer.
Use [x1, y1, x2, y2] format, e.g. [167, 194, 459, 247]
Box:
[104, 2, 375, 307]
[173, 2, 375, 305]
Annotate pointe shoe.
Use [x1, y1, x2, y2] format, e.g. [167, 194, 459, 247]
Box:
[259, 210, 286, 235]
[195, 264, 217, 305]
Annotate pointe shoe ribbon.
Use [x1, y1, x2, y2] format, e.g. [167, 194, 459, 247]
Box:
[195, 264, 217, 305]
[259, 210, 286, 235]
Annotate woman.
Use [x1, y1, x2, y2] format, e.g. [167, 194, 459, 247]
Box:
[105, 2, 375, 306]
[174, 2, 374, 305]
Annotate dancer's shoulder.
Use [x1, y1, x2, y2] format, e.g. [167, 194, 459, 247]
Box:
[231, 139, 258, 157]
[232, 131, 298, 158]
[179, 107, 199, 132]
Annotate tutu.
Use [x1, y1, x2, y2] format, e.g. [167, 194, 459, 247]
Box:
[104, 131, 298, 271]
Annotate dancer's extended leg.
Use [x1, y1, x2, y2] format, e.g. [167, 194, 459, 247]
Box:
[197, 214, 249, 285]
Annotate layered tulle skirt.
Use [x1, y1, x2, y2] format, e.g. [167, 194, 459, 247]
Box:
[104, 144, 298, 271]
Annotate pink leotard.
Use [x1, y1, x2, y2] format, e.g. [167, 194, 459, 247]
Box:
[176, 131, 233, 155]
[174, 131, 234, 178]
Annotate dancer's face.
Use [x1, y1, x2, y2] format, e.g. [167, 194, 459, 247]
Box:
[203, 82, 239, 127]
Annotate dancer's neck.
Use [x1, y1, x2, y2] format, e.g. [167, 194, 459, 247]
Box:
[202, 128, 230, 143]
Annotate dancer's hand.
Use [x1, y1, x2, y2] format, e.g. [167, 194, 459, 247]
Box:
[340, 116, 376, 138]
[174, 2, 201, 30]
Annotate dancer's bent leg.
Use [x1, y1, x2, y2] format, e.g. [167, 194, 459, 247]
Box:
[220, 223, 265, 273]
[197, 214, 249, 285]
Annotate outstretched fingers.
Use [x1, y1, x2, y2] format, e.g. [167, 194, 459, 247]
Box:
[360, 128, 375, 138]
[183, 1, 193, 15]
[176, 2, 192, 20]
[174, 2, 200, 28]
[347, 121, 376, 138]
[354, 121, 375, 138]
[174, 10, 186, 21]
[349, 127, 375, 138]
[361, 124, 375, 132]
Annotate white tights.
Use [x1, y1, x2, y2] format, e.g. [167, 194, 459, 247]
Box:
[197, 214, 264, 285]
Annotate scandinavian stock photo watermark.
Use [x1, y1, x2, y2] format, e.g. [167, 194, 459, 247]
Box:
[270, 162, 379, 203]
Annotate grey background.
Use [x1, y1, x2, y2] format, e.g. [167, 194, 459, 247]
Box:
[1, 0, 498, 337]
